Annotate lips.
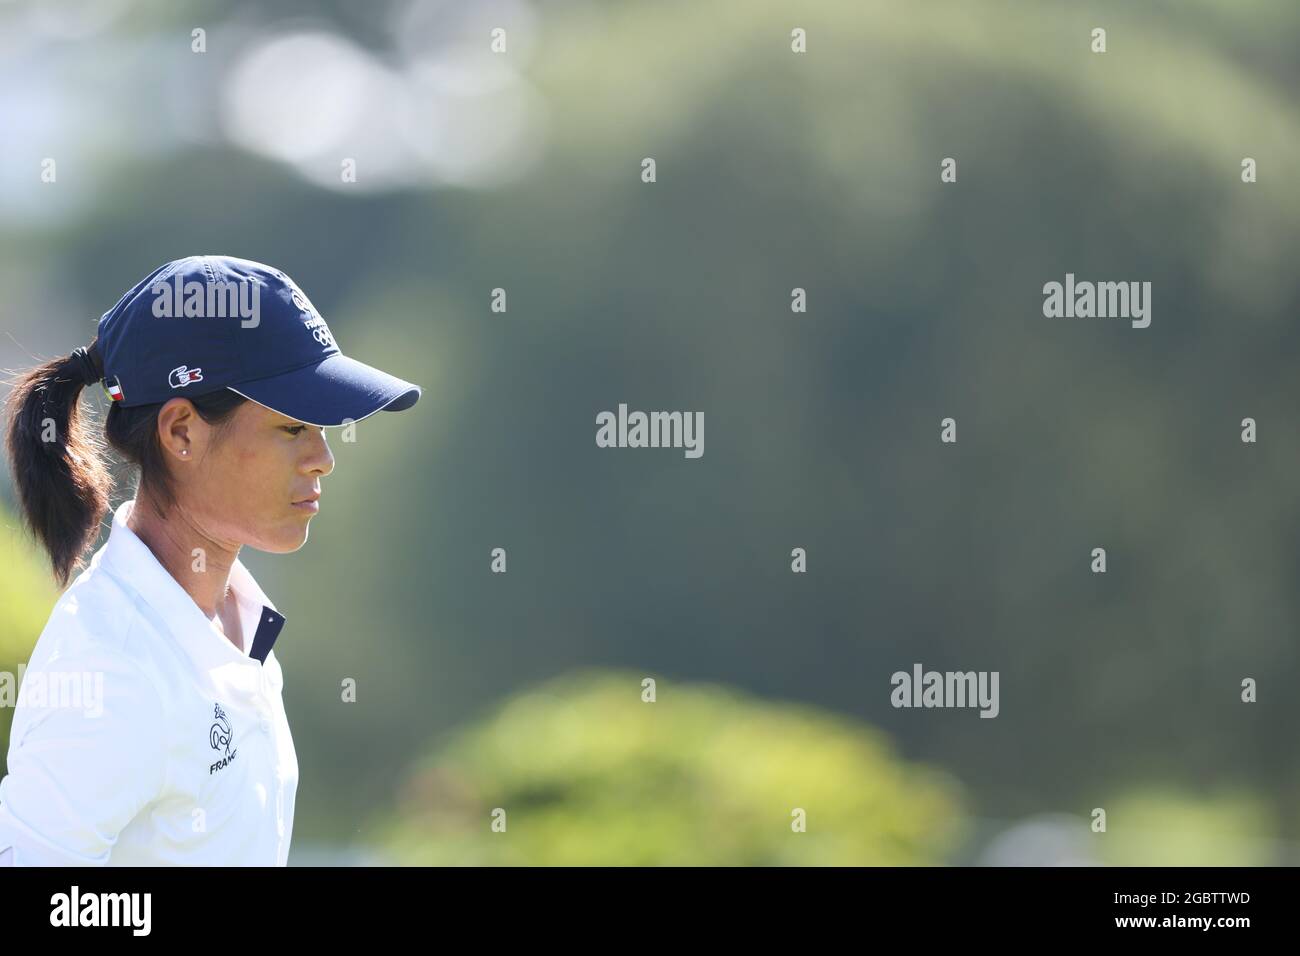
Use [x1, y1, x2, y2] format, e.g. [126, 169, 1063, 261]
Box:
[292, 491, 321, 512]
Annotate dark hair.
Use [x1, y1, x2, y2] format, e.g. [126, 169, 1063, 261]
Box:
[3, 337, 246, 588]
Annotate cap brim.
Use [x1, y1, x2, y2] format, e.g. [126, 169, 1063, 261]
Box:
[228, 353, 421, 427]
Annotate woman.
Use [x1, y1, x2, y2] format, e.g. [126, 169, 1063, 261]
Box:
[0, 255, 420, 865]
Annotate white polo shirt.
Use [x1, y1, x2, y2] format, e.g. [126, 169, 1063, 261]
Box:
[0, 498, 298, 866]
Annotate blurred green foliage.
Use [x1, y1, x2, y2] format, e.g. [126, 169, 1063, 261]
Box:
[0, 503, 59, 772]
[1100, 788, 1276, 866]
[366, 671, 963, 865]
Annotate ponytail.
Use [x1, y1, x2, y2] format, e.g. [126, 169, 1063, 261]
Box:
[5, 339, 248, 588]
[4, 340, 112, 588]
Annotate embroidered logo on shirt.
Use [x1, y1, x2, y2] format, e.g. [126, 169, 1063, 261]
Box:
[209, 702, 238, 774]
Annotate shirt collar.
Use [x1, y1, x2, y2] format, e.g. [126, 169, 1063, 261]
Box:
[100, 498, 286, 667]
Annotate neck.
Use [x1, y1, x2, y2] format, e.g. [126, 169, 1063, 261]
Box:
[126, 492, 238, 620]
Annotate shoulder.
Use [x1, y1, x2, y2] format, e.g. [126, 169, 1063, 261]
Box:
[19, 563, 166, 729]
[35, 557, 150, 669]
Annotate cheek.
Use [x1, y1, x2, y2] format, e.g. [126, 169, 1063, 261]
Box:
[211, 442, 287, 503]
[233, 445, 257, 466]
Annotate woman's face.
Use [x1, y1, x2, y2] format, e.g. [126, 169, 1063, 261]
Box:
[165, 398, 334, 553]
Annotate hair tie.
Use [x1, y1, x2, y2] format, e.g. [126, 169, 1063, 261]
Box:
[69, 345, 100, 386]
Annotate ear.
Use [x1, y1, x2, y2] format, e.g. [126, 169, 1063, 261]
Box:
[156, 398, 197, 460]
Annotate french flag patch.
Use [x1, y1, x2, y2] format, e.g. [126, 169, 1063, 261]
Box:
[104, 377, 124, 402]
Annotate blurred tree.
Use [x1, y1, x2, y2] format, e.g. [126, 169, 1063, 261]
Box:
[1098, 787, 1277, 866]
[0, 503, 60, 774]
[365, 669, 964, 865]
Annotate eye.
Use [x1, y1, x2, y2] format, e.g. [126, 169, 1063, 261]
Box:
[282, 424, 308, 436]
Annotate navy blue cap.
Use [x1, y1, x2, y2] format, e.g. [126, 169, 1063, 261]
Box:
[96, 255, 421, 426]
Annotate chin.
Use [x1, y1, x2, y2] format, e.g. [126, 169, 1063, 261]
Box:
[255, 525, 312, 554]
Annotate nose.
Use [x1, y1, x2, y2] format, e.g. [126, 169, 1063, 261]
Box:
[302, 427, 335, 478]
